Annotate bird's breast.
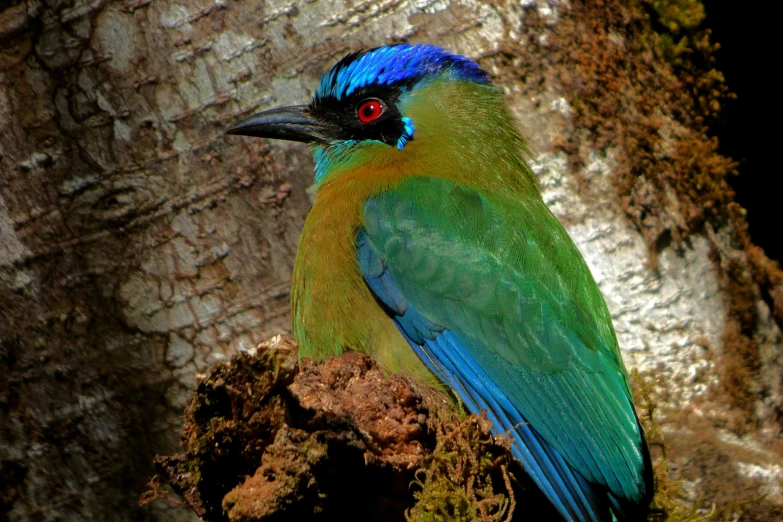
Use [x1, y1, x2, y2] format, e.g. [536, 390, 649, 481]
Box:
[290, 171, 438, 385]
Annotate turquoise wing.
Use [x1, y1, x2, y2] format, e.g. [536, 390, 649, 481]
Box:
[358, 176, 652, 522]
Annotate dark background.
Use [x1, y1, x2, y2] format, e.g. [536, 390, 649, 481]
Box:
[706, 3, 780, 263]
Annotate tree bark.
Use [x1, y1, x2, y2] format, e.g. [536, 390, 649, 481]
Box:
[1, 1, 781, 521]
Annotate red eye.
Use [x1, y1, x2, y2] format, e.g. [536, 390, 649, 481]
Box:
[357, 99, 384, 123]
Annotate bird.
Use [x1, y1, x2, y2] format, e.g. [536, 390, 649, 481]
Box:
[227, 43, 653, 521]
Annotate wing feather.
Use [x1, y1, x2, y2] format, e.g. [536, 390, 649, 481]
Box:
[358, 177, 652, 521]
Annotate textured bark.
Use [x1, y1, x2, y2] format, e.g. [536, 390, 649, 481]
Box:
[1, 1, 781, 521]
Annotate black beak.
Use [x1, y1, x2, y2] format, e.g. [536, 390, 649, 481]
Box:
[226, 105, 337, 144]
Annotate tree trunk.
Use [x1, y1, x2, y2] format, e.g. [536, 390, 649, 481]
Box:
[1, 1, 781, 521]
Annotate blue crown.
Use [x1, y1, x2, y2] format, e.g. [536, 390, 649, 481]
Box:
[315, 44, 490, 101]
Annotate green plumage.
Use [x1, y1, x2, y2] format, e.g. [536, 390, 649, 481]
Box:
[363, 176, 644, 500]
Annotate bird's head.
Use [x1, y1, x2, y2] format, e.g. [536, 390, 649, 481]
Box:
[228, 44, 533, 191]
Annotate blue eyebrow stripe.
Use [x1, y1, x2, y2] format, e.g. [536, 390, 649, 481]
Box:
[315, 44, 490, 101]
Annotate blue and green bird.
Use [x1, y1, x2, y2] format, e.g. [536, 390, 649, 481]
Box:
[228, 44, 653, 521]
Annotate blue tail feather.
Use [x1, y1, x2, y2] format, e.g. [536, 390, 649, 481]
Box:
[420, 330, 609, 522]
[398, 321, 608, 521]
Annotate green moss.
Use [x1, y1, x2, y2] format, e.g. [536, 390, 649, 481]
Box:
[648, 0, 705, 33]
[406, 415, 513, 522]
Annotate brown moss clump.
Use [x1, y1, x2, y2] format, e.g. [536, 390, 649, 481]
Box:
[709, 248, 761, 416]
[144, 335, 300, 521]
[143, 335, 520, 521]
[514, 0, 736, 251]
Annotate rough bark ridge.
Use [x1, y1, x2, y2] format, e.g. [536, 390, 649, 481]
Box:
[1, 0, 781, 521]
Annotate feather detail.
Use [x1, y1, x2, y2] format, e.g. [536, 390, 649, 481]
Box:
[355, 177, 653, 521]
[315, 44, 489, 102]
[396, 117, 415, 150]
